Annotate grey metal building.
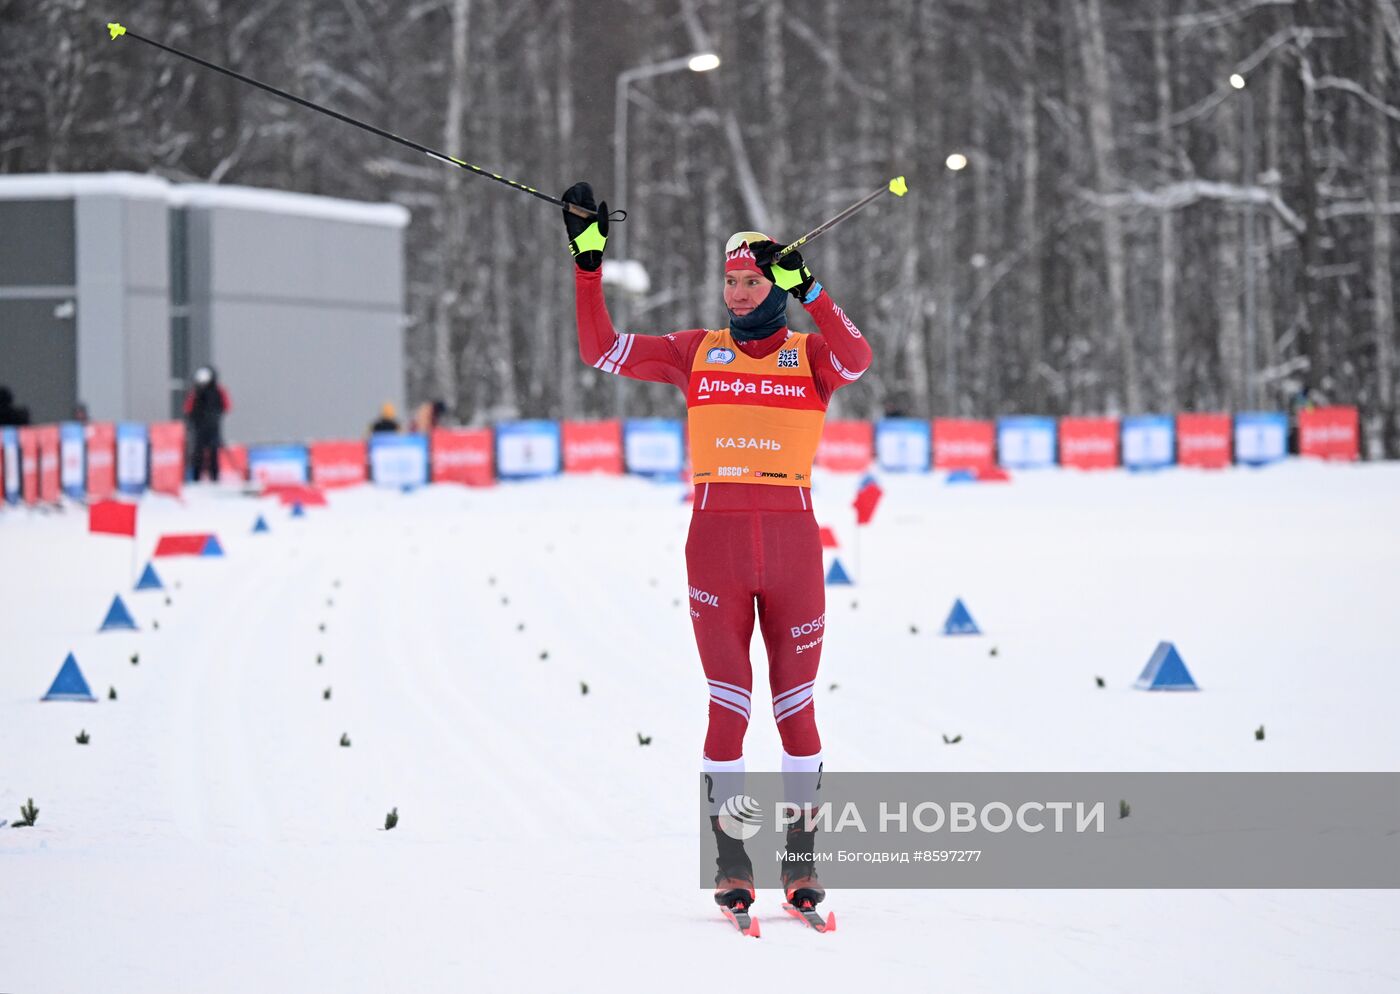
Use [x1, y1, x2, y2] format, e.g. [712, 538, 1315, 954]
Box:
[0, 173, 407, 443]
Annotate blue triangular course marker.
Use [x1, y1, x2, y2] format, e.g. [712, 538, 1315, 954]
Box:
[99, 594, 139, 632]
[134, 562, 164, 591]
[1134, 641, 1199, 691]
[290, 502, 306, 518]
[43, 652, 97, 701]
[942, 598, 980, 635]
[252, 514, 270, 534]
[201, 535, 224, 557]
[825, 558, 853, 585]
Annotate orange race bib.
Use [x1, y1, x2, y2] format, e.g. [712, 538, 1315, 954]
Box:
[686, 330, 827, 488]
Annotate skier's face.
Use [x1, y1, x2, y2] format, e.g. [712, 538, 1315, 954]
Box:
[724, 268, 772, 316]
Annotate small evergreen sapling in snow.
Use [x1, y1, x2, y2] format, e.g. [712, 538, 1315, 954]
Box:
[1255, 725, 1266, 741]
[340, 733, 351, 747]
[384, 807, 398, 830]
[108, 687, 117, 700]
[13, 798, 38, 827]
[76, 730, 89, 745]
[323, 687, 332, 700]
[637, 732, 652, 746]
[942, 734, 962, 745]
[1095, 676, 1105, 688]
[579, 681, 589, 695]
[130, 652, 139, 666]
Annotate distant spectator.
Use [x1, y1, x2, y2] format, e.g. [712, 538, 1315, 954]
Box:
[370, 401, 400, 434]
[72, 402, 89, 425]
[184, 366, 231, 482]
[0, 385, 31, 426]
[410, 399, 449, 433]
[1288, 386, 1317, 454]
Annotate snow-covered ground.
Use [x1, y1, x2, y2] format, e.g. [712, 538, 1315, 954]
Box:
[2, 462, 1397, 992]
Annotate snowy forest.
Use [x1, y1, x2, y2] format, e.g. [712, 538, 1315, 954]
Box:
[3, 0, 1398, 454]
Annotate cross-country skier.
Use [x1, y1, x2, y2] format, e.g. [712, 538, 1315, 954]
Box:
[562, 182, 872, 918]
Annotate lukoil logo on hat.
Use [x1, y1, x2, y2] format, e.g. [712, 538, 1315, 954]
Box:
[724, 230, 771, 273]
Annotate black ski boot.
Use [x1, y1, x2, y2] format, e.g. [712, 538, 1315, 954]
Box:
[710, 816, 756, 910]
[780, 824, 826, 908]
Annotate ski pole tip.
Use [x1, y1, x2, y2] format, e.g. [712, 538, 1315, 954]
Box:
[889, 176, 908, 197]
[107, 22, 127, 40]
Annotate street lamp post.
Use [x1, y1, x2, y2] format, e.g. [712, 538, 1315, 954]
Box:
[610, 52, 719, 416]
[943, 153, 967, 413]
[1231, 73, 1257, 410]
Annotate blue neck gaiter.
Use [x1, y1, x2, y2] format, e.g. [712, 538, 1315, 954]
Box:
[728, 284, 789, 342]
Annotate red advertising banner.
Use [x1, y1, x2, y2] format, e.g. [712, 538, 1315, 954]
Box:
[1298, 406, 1359, 461]
[17, 427, 38, 505]
[1059, 416, 1119, 470]
[562, 420, 623, 474]
[431, 428, 494, 485]
[84, 422, 116, 499]
[1177, 413, 1232, 469]
[148, 421, 186, 496]
[310, 440, 368, 488]
[35, 425, 60, 502]
[220, 444, 248, 482]
[816, 420, 875, 472]
[932, 418, 995, 471]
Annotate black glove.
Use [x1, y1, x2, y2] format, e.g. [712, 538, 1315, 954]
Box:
[561, 182, 609, 272]
[751, 239, 816, 300]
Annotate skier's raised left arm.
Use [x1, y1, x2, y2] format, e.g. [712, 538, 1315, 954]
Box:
[755, 242, 872, 395]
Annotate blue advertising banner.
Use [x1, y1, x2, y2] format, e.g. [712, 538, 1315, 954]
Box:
[1121, 415, 1176, 471]
[1234, 412, 1289, 466]
[115, 422, 149, 495]
[59, 422, 86, 498]
[875, 418, 932, 472]
[369, 432, 429, 488]
[496, 420, 562, 480]
[1, 427, 17, 504]
[247, 444, 310, 485]
[997, 416, 1057, 469]
[623, 419, 685, 477]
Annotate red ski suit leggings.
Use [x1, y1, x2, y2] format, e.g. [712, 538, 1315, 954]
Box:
[686, 485, 826, 762]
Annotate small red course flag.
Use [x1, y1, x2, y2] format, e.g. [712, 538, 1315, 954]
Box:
[89, 499, 137, 537]
[853, 479, 884, 526]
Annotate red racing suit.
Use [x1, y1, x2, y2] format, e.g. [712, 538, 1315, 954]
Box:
[574, 267, 872, 765]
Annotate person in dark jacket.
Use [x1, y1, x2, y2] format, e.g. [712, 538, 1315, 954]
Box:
[183, 366, 231, 481]
[0, 386, 31, 426]
[369, 401, 401, 435]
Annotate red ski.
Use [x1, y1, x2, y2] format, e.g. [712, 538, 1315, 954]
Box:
[782, 901, 836, 933]
[721, 905, 761, 938]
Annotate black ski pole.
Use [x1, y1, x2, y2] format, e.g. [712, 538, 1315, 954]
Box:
[105, 22, 621, 222]
[773, 176, 908, 263]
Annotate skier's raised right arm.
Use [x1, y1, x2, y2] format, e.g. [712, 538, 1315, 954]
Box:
[563, 182, 693, 389]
